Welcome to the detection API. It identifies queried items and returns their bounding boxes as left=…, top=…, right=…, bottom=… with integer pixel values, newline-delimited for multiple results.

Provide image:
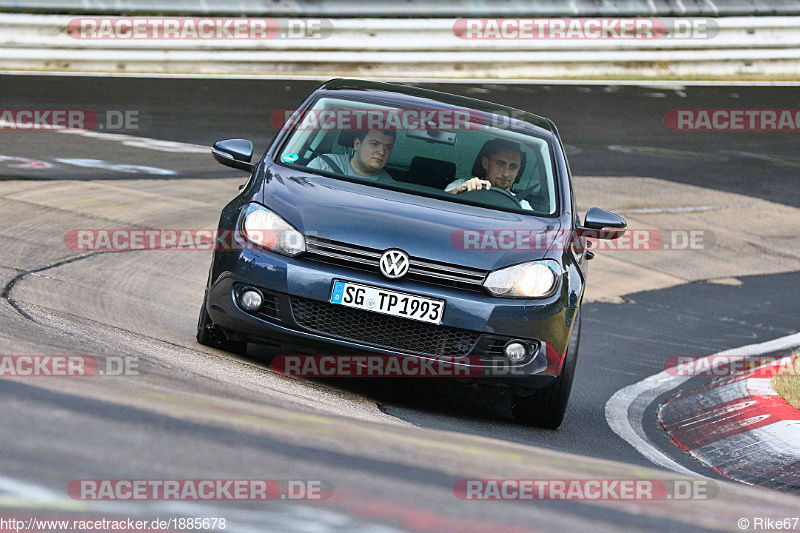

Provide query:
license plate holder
left=330, top=280, right=445, bottom=325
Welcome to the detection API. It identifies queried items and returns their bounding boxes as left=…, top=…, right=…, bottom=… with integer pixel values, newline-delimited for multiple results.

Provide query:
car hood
left=261, top=167, right=562, bottom=271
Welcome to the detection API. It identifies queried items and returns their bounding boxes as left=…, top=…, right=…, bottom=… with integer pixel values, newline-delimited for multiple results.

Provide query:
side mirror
left=578, top=207, right=627, bottom=240
left=212, top=139, right=255, bottom=173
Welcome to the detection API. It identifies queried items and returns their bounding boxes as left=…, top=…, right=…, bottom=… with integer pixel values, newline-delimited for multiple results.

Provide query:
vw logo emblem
left=379, top=249, right=410, bottom=279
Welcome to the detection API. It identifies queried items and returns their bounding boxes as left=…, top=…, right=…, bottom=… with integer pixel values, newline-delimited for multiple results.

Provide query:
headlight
left=483, top=260, right=560, bottom=298
left=239, top=203, right=305, bottom=256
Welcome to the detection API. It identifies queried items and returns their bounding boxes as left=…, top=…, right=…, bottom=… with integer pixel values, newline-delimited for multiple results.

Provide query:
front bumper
left=206, top=248, right=577, bottom=394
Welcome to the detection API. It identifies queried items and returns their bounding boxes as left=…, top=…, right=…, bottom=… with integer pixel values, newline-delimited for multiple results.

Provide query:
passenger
left=307, top=130, right=396, bottom=182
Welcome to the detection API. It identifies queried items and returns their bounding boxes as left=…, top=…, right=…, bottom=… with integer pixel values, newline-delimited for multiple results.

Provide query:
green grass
left=772, top=350, right=800, bottom=410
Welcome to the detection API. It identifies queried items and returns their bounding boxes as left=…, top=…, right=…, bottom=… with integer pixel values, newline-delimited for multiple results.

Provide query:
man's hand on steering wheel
left=450, top=177, right=491, bottom=194
left=455, top=182, right=522, bottom=208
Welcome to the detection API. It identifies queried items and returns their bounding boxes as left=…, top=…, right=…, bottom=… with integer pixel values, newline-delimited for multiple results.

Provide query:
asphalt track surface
left=1, top=75, right=799, bottom=532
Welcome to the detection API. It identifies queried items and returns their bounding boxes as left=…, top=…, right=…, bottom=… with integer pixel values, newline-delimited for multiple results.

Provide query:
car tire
left=511, top=309, right=581, bottom=429
left=196, top=299, right=248, bottom=355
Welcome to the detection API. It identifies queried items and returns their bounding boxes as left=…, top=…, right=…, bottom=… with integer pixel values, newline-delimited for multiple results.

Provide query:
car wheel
left=196, top=299, right=248, bottom=355
left=511, top=309, right=581, bottom=429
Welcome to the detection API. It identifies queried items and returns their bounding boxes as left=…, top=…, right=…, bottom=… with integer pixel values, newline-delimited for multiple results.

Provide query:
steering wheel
left=458, top=186, right=522, bottom=209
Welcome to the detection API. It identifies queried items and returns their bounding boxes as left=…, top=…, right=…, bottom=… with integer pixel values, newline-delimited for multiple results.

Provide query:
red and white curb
left=659, top=356, right=800, bottom=492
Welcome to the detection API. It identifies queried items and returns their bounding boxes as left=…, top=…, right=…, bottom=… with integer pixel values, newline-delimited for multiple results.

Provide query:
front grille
left=304, top=237, right=487, bottom=292
left=254, top=293, right=279, bottom=320
left=485, top=338, right=509, bottom=358
left=290, top=296, right=481, bottom=356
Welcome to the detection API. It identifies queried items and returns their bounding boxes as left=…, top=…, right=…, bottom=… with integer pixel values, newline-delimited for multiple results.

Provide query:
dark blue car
left=198, top=79, right=626, bottom=428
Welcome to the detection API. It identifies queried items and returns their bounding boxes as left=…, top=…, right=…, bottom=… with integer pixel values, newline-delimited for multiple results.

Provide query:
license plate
left=330, top=280, right=445, bottom=325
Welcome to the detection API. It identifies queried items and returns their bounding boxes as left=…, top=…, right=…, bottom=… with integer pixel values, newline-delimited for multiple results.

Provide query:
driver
left=307, top=130, right=396, bottom=182
left=445, top=139, right=532, bottom=210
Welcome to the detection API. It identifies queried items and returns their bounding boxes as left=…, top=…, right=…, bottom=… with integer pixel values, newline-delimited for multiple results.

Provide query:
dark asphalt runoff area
left=1, top=74, right=799, bottom=532
left=4, top=76, right=799, bottom=208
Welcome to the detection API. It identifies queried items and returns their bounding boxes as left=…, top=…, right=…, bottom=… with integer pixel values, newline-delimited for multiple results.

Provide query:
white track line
left=0, top=476, right=62, bottom=502
left=1, top=70, right=800, bottom=86
left=616, top=203, right=755, bottom=214
left=0, top=472, right=377, bottom=533
left=605, top=331, right=800, bottom=475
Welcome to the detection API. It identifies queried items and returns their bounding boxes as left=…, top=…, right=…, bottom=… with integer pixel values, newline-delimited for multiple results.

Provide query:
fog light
left=239, top=289, right=263, bottom=311
left=504, top=341, right=529, bottom=363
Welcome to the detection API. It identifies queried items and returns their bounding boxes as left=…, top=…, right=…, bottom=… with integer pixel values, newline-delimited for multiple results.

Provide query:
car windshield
left=277, top=96, right=559, bottom=216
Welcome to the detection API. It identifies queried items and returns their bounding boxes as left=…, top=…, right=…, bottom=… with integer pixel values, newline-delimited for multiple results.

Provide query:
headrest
left=406, top=157, right=457, bottom=189
left=337, top=131, right=358, bottom=148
